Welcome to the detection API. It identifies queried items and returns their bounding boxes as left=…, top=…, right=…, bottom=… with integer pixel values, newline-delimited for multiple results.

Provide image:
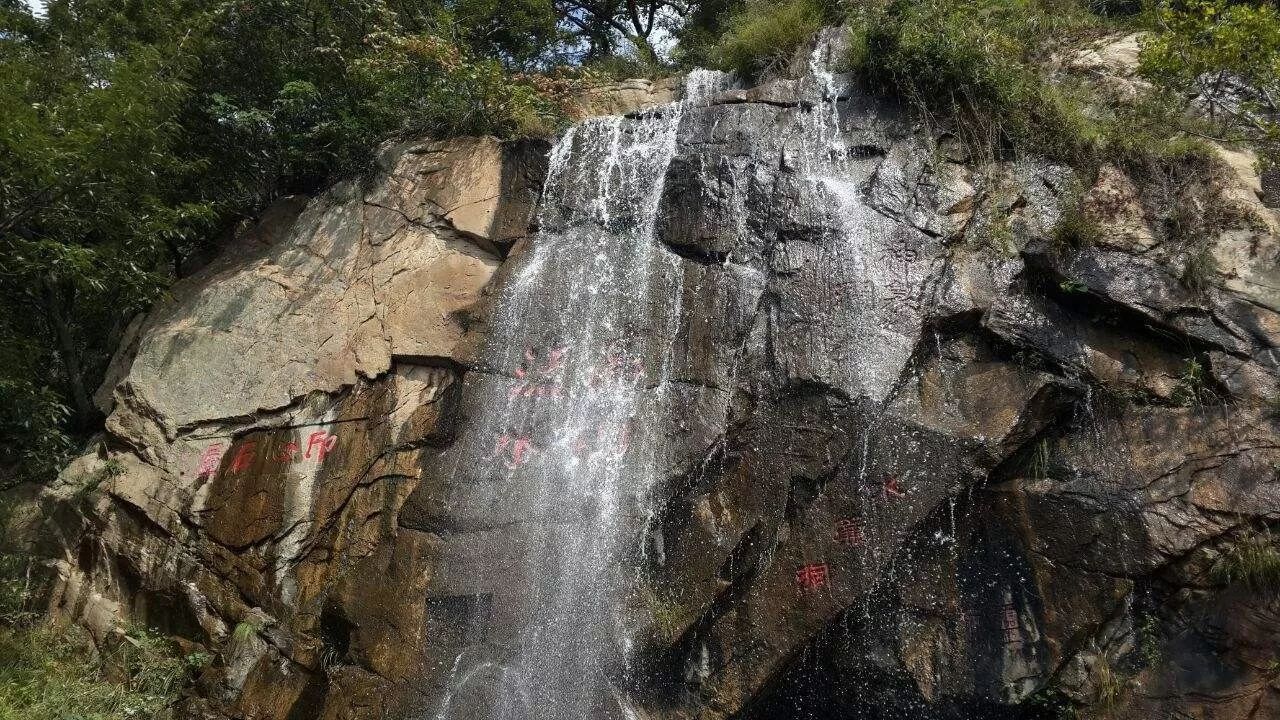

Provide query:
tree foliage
left=1, top=1, right=198, bottom=480
left=1140, top=0, right=1280, bottom=161
left=555, top=0, right=689, bottom=63
left=0, top=0, right=585, bottom=483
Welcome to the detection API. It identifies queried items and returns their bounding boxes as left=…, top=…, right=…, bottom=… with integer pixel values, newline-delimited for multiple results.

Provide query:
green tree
left=0, top=1, right=204, bottom=456
left=0, top=0, right=580, bottom=484
left=555, top=0, right=695, bottom=65
left=1140, top=0, right=1280, bottom=160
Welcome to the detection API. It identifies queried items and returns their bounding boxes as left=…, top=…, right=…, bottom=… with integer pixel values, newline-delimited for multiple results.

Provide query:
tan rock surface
left=577, top=76, right=681, bottom=117
left=27, top=135, right=545, bottom=720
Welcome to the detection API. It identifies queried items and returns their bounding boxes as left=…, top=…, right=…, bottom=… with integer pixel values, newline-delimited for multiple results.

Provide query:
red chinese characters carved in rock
left=511, top=345, right=570, bottom=398
left=494, top=429, right=536, bottom=470
left=305, top=431, right=338, bottom=460
left=230, top=441, right=258, bottom=473
left=863, top=474, right=906, bottom=499
left=196, top=444, right=225, bottom=478
left=794, top=562, right=830, bottom=591
left=834, top=518, right=864, bottom=546
left=589, top=341, right=644, bottom=389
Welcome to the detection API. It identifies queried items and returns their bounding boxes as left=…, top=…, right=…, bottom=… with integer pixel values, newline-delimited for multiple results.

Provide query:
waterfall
left=432, top=69, right=733, bottom=720
left=430, top=32, right=941, bottom=716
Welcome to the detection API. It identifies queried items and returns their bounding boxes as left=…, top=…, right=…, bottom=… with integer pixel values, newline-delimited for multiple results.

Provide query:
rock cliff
left=25, top=34, right=1280, bottom=720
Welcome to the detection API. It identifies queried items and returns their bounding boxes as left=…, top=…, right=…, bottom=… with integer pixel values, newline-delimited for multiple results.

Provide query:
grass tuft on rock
left=231, top=620, right=260, bottom=643
left=1211, top=534, right=1280, bottom=592
left=710, top=0, right=837, bottom=79
left=1052, top=204, right=1102, bottom=254
left=1180, top=246, right=1220, bottom=294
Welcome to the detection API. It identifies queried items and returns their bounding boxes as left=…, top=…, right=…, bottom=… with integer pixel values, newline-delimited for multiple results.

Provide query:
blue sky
left=23, top=0, right=46, bottom=16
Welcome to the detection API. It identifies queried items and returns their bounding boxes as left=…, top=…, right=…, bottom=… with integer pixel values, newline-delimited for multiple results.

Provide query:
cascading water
left=431, top=69, right=734, bottom=720
left=430, top=32, right=953, bottom=718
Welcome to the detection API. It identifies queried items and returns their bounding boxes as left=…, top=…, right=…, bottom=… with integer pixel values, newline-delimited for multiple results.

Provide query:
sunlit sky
left=23, top=0, right=46, bottom=15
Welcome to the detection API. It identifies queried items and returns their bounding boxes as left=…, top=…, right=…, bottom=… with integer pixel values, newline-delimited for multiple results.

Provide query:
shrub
left=1211, top=534, right=1280, bottom=592
left=1138, top=0, right=1280, bottom=168
left=352, top=33, right=572, bottom=143
left=1103, top=94, right=1222, bottom=180
left=709, top=0, right=835, bottom=79
left=0, top=556, right=29, bottom=627
left=1139, top=0, right=1280, bottom=120
left=580, top=54, right=665, bottom=81
left=1180, top=246, right=1220, bottom=294
left=839, top=0, right=1256, bottom=178
left=1052, top=204, right=1102, bottom=254
left=848, top=0, right=1109, bottom=166
left=0, top=498, right=34, bottom=626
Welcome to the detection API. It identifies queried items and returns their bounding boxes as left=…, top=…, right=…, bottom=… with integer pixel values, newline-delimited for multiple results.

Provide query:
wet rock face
left=27, top=57, right=1280, bottom=720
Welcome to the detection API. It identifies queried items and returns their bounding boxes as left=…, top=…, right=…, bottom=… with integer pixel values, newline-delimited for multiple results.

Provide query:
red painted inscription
left=495, top=430, right=536, bottom=469
left=305, top=431, right=338, bottom=460
left=511, top=345, right=570, bottom=398
left=196, top=444, right=224, bottom=477
left=230, top=442, right=258, bottom=473
left=795, top=562, right=830, bottom=591
left=834, top=518, right=864, bottom=546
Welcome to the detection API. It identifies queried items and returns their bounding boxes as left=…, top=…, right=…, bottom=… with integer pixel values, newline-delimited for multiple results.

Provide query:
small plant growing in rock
left=1029, top=439, right=1053, bottom=481
left=1051, top=205, right=1101, bottom=255
left=1171, top=358, right=1209, bottom=407
left=1021, top=689, right=1080, bottom=719
left=1137, top=612, right=1163, bottom=667
left=232, top=620, right=261, bottom=644
left=1093, top=657, right=1124, bottom=709
left=74, top=458, right=125, bottom=501
left=1180, top=246, right=1220, bottom=294
left=1059, top=278, right=1088, bottom=294
left=980, top=208, right=1017, bottom=256
left=636, top=587, right=685, bottom=644
left=1210, top=533, right=1280, bottom=592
